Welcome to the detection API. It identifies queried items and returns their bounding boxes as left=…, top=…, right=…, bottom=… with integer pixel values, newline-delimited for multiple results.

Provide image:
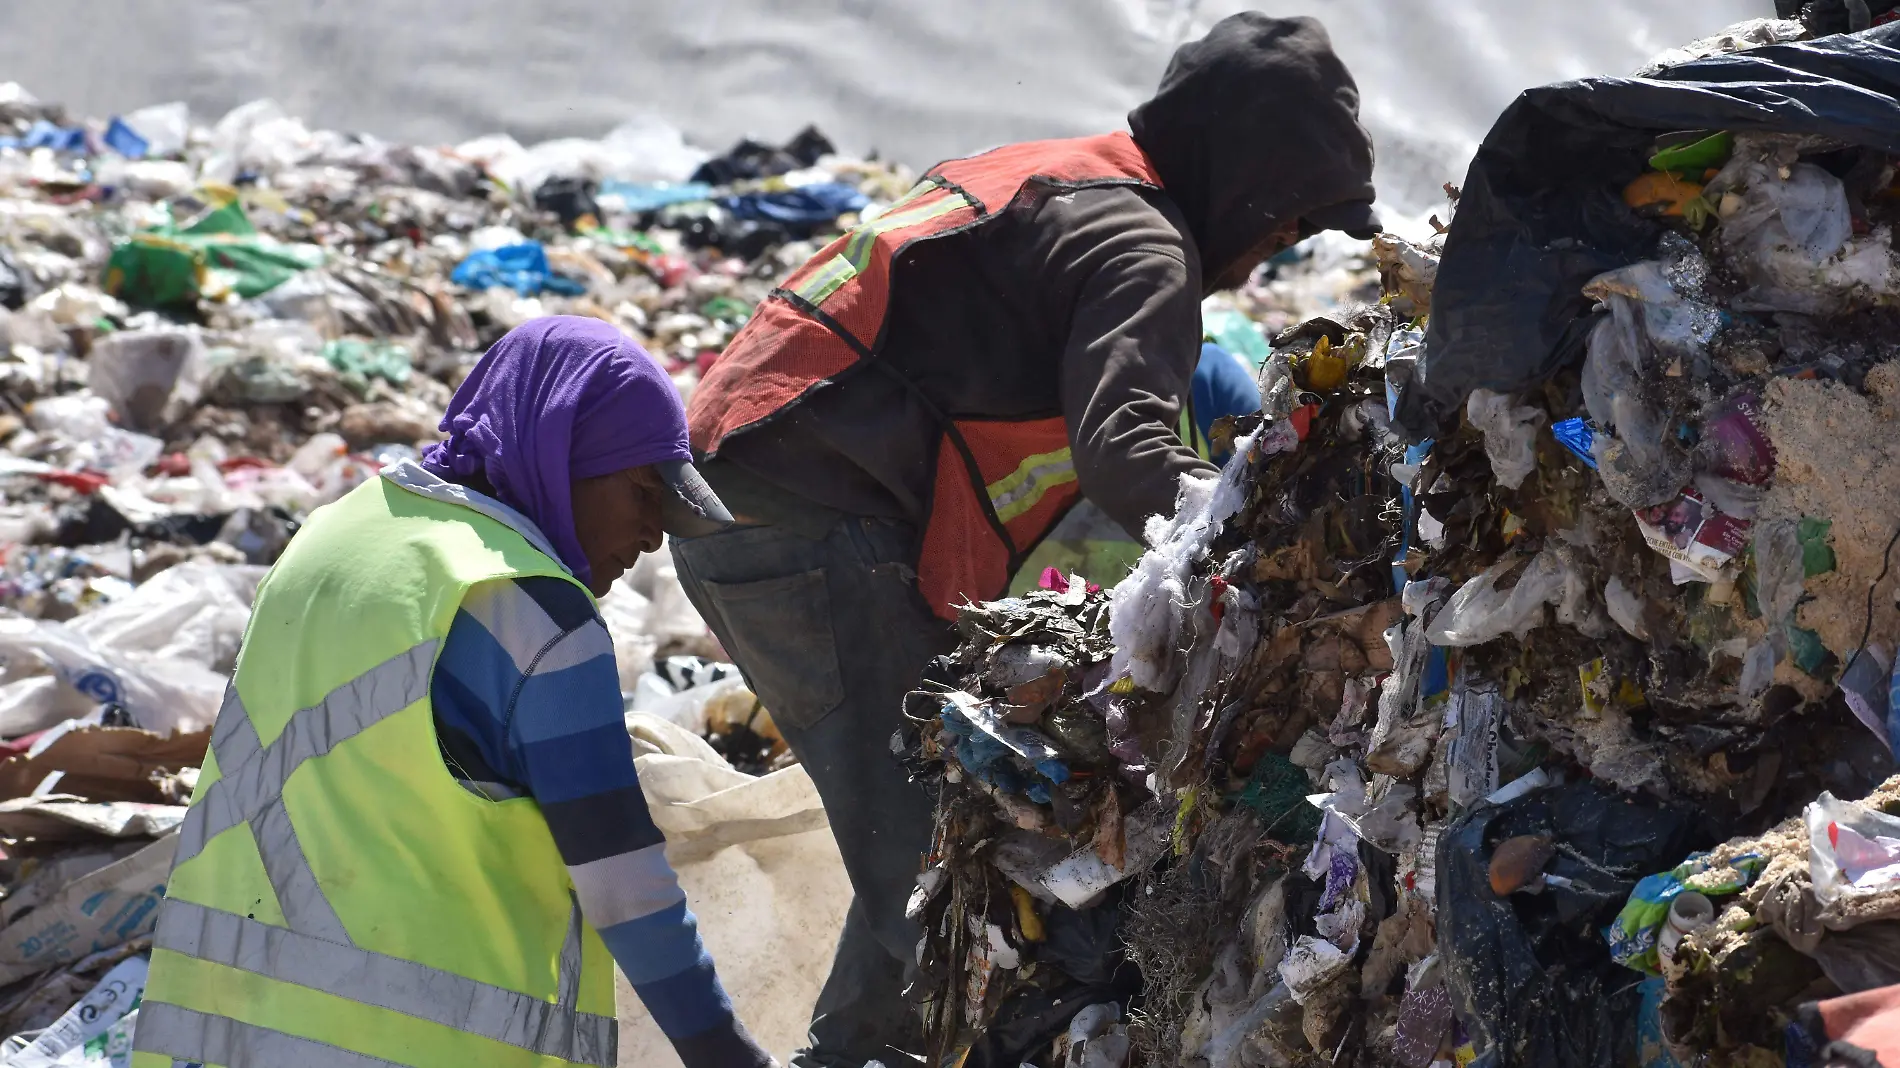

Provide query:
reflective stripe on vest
left=152, top=640, right=614, bottom=1067
left=791, top=180, right=973, bottom=306
left=986, top=447, right=1076, bottom=525
left=140, top=1002, right=408, bottom=1067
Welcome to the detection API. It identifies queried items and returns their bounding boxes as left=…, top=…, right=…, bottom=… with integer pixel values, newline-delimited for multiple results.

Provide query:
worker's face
left=570, top=466, right=666, bottom=597
left=1208, top=219, right=1304, bottom=292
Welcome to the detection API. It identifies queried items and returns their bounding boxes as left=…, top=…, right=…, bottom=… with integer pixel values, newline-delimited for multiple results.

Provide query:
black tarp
left=1394, top=24, right=1900, bottom=440
left=1436, top=781, right=1704, bottom=1068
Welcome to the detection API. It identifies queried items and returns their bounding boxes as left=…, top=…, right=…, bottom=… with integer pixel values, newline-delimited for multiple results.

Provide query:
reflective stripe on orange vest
left=987, top=447, right=1076, bottom=525
left=790, top=182, right=974, bottom=306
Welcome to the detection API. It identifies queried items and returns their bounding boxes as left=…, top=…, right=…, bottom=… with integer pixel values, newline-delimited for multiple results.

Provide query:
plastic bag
left=1464, top=389, right=1545, bottom=490
left=1605, top=852, right=1766, bottom=975
left=67, top=561, right=262, bottom=674
left=201, top=99, right=320, bottom=183
left=1807, top=792, right=1900, bottom=907
left=1439, top=781, right=1700, bottom=1068
left=1604, top=575, right=1650, bottom=641
left=1578, top=288, right=1691, bottom=510
left=1394, top=23, right=1900, bottom=439
left=1711, top=158, right=1897, bottom=314
left=449, top=243, right=585, bottom=297
left=85, top=328, right=208, bottom=432
left=1108, top=438, right=1255, bottom=692
left=615, top=713, right=848, bottom=1066
left=0, top=615, right=223, bottom=737
left=1427, top=551, right=1568, bottom=647
left=1636, top=19, right=1807, bottom=75
left=595, top=580, right=660, bottom=693
left=2, top=955, right=146, bottom=1067
left=119, top=101, right=190, bottom=158
left=25, top=395, right=163, bottom=476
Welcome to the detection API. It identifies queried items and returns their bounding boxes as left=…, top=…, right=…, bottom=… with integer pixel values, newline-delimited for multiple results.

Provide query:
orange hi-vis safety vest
left=688, top=132, right=1164, bottom=619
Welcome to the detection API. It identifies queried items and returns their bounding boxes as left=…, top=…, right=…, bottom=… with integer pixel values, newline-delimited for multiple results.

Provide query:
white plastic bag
left=1807, top=792, right=1900, bottom=906
left=0, top=615, right=224, bottom=738
left=1604, top=575, right=1650, bottom=641
left=3, top=955, right=146, bottom=1068
left=85, top=328, right=208, bottom=432
left=120, top=101, right=190, bottom=158
left=1427, top=551, right=1568, bottom=647
left=67, top=561, right=263, bottom=674
left=595, top=580, right=659, bottom=693
left=1109, top=437, right=1256, bottom=692
left=25, top=395, right=163, bottom=478
left=1714, top=159, right=1899, bottom=314
left=1465, top=389, right=1545, bottom=490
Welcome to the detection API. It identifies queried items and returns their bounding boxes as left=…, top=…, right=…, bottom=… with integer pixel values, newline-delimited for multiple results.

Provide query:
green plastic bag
left=1648, top=131, right=1734, bottom=175
left=1605, top=850, right=1765, bottom=975
left=323, top=338, right=413, bottom=394
left=105, top=199, right=320, bottom=307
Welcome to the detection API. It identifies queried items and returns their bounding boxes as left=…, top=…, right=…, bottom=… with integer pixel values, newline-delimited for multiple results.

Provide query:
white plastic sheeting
left=615, top=713, right=850, bottom=1067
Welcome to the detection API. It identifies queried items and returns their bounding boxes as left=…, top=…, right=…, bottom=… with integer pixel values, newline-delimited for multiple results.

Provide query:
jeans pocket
left=699, top=569, right=846, bottom=732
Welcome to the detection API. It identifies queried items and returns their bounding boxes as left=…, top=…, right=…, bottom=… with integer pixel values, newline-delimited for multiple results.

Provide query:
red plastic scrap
left=37, top=470, right=109, bottom=494
left=1290, top=403, right=1321, bottom=441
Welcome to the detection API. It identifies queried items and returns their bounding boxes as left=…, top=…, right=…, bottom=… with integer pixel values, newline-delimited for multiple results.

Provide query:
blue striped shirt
left=386, top=465, right=767, bottom=1068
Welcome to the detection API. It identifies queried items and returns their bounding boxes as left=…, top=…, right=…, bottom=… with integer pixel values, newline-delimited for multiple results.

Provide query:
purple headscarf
left=421, top=316, right=688, bottom=585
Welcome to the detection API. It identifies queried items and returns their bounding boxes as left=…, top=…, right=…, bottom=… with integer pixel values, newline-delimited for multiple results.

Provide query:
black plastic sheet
left=1395, top=24, right=1900, bottom=440
left=1436, top=781, right=1704, bottom=1068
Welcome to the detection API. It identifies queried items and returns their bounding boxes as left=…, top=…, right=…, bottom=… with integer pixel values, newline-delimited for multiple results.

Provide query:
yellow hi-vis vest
left=132, top=475, right=618, bottom=1068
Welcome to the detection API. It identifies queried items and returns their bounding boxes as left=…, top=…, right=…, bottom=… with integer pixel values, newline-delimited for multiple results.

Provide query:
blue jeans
left=671, top=517, right=954, bottom=1068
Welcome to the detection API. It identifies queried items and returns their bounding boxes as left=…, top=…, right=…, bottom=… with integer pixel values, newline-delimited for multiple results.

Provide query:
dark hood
left=1129, top=13, right=1378, bottom=285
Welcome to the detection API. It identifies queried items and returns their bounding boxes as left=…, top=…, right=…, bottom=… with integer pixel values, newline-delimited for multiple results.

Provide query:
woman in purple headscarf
left=138, top=316, right=771, bottom=1068
left=420, top=314, right=735, bottom=594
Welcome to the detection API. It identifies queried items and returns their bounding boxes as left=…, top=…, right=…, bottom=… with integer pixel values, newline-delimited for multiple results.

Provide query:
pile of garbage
left=0, top=83, right=911, bottom=1057
left=903, top=21, right=1900, bottom=1068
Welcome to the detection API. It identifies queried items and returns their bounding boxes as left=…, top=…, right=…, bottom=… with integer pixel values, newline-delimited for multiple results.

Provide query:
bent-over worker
left=677, top=13, right=1380, bottom=1067
left=134, top=316, right=773, bottom=1068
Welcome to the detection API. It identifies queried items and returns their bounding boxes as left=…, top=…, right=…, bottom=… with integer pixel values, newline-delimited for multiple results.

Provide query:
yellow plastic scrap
left=1305, top=334, right=1349, bottom=391
left=1109, top=675, right=1136, bottom=695
left=1010, top=885, right=1045, bottom=943
left=1501, top=510, right=1526, bottom=543
left=1579, top=658, right=1646, bottom=716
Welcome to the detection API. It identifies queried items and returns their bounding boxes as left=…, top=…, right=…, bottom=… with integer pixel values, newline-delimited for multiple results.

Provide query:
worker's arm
left=432, top=577, right=773, bottom=1068
left=1051, top=189, right=1219, bottom=541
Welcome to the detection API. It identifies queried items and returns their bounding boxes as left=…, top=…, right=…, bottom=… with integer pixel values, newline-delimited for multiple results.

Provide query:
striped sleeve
left=430, top=576, right=770, bottom=1068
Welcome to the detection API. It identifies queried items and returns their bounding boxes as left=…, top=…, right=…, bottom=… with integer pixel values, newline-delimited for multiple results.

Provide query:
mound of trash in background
left=901, top=19, right=1900, bottom=1068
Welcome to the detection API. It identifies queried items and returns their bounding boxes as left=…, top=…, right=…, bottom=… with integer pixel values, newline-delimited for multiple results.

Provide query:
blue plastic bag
left=720, top=182, right=868, bottom=231
left=102, top=118, right=148, bottom=159
left=449, top=243, right=586, bottom=297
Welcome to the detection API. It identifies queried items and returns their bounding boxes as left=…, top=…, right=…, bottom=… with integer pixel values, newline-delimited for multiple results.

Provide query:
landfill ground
left=1, top=10, right=1900, bottom=1068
